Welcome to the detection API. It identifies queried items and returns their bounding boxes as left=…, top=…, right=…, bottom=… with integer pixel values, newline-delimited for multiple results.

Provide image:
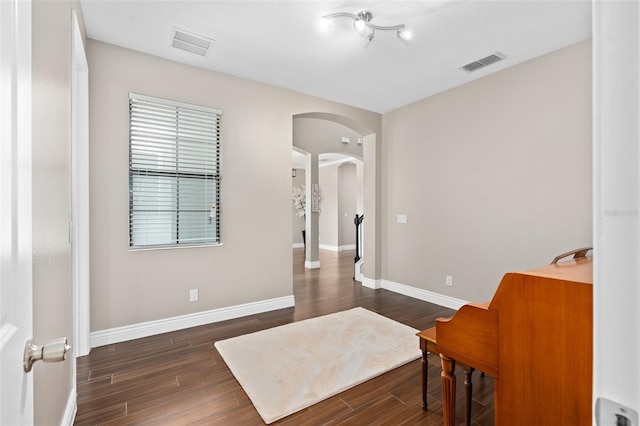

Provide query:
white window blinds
left=129, top=93, right=221, bottom=248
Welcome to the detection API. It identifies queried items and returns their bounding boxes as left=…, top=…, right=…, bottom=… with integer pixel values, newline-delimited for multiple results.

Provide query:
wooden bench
left=417, top=326, right=481, bottom=426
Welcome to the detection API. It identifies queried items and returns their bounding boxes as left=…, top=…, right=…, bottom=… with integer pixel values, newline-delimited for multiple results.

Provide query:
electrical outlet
left=189, top=289, right=198, bottom=302
left=446, top=275, right=453, bottom=287
left=397, top=214, right=407, bottom=224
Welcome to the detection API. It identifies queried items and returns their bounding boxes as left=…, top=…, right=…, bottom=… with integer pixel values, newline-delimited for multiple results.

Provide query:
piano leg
left=440, top=354, right=456, bottom=426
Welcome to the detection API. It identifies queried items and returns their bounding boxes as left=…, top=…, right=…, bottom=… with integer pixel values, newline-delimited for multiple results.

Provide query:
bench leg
left=464, top=367, right=475, bottom=426
left=421, top=350, right=429, bottom=410
left=440, top=354, right=456, bottom=426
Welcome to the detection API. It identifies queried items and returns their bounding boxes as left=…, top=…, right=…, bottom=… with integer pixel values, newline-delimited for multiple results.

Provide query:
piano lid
left=515, top=256, right=592, bottom=285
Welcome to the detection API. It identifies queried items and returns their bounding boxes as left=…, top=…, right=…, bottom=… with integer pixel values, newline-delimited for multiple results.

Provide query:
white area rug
left=214, top=307, right=421, bottom=424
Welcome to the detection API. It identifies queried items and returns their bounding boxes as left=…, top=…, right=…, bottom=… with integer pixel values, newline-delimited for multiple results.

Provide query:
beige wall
left=88, top=40, right=381, bottom=331
left=318, top=162, right=360, bottom=249
left=32, top=0, right=86, bottom=423
left=338, top=163, right=358, bottom=246
left=381, top=40, right=593, bottom=302
left=293, top=163, right=359, bottom=249
left=319, top=165, right=339, bottom=247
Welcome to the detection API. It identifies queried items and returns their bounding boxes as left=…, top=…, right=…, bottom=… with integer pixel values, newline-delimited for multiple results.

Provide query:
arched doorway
left=292, top=113, right=378, bottom=284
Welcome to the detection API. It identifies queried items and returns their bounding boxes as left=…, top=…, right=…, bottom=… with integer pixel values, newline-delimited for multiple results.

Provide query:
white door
left=0, top=0, right=34, bottom=424
left=593, top=1, right=640, bottom=422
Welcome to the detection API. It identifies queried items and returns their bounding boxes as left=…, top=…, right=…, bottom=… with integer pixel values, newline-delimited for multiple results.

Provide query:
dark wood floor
left=75, top=249, right=494, bottom=425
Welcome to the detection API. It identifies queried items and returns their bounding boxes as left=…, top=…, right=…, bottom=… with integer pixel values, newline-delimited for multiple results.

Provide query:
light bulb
left=354, top=19, right=366, bottom=31
left=320, top=17, right=332, bottom=30
left=398, top=29, right=412, bottom=41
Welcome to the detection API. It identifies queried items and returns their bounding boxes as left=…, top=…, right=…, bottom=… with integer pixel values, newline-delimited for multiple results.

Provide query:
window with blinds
left=129, top=93, right=221, bottom=248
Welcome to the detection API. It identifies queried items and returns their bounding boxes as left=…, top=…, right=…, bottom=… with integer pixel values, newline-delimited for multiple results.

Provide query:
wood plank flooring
left=75, top=249, right=494, bottom=425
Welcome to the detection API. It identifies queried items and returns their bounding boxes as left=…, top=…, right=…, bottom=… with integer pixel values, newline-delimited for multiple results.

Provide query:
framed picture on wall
left=311, top=184, right=319, bottom=213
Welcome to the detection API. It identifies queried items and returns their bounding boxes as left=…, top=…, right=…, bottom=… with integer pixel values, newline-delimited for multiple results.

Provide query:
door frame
left=71, top=9, right=90, bottom=359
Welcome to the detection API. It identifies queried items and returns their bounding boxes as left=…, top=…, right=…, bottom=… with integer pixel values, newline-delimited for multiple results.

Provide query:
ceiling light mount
left=322, top=9, right=412, bottom=43
left=356, top=10, right=373, bottom=27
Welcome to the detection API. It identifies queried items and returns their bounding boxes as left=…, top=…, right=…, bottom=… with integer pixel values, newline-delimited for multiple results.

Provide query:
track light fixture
left=321, top=10, right=412, bottom=43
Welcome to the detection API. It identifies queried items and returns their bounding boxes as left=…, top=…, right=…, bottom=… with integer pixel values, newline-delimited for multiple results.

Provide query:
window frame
left=128, top=92, right=222, bottom=249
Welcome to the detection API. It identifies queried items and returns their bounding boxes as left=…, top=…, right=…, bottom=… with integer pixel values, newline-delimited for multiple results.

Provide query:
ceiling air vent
left=170, top=28, right=214, bottom=56
left=460, top=52, right=505, bottom=73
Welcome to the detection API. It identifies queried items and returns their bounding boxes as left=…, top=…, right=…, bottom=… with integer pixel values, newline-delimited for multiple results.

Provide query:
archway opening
left=291, top=113, right=376, bottom=283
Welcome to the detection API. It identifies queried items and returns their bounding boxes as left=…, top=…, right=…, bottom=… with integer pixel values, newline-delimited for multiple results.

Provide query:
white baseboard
left=319, top=244, right=356, bottom=252
left=358, top=276, right=467, bottom=310
left=295, top=244, right=355, bottom=252
left=89, top=279, right=464, bottom=349
left=361, top=275, right=383, bottom=289
left=305, top=260, right=321, bottom=269
left=382, top=279, right=468, bottom=310
left=90, top=295, right=295, bottom=348
left=61, top=389, right=77, bottom=426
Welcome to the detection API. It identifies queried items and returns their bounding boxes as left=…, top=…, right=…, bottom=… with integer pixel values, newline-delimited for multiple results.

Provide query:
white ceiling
left=80, top=0, right=591, bottom=114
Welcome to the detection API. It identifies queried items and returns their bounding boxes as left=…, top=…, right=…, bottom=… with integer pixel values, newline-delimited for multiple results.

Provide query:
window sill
left=128, top=243, right=223, bottom=252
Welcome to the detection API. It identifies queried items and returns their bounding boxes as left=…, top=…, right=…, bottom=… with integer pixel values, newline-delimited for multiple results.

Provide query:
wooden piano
left=434, top=249, right=593, bottom=425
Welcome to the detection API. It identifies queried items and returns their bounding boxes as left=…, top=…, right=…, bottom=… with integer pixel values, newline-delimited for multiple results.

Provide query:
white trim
left=358, top=276, right=467, bottom=310
left=304, top=260, right=321, bottom=269
left=71, top=9, right=90, bottom=359
left=129, top=92, right=222, bottom=116
left=90, top=295, right=295, bottom=347
left=318, top=156, right=354, bottom=168
left=381, top=279, right=468, bottom=311
left=61, top=390, right=77, bottom=426
left=291, top=243, right=356, bottom=251
left=129, top=242, right=224, bottom=252
left=354, top=259, right=364, bottom=283
left=361, top=275, right=383, bottom=289
left=319, top=244, right=357, bottom=252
